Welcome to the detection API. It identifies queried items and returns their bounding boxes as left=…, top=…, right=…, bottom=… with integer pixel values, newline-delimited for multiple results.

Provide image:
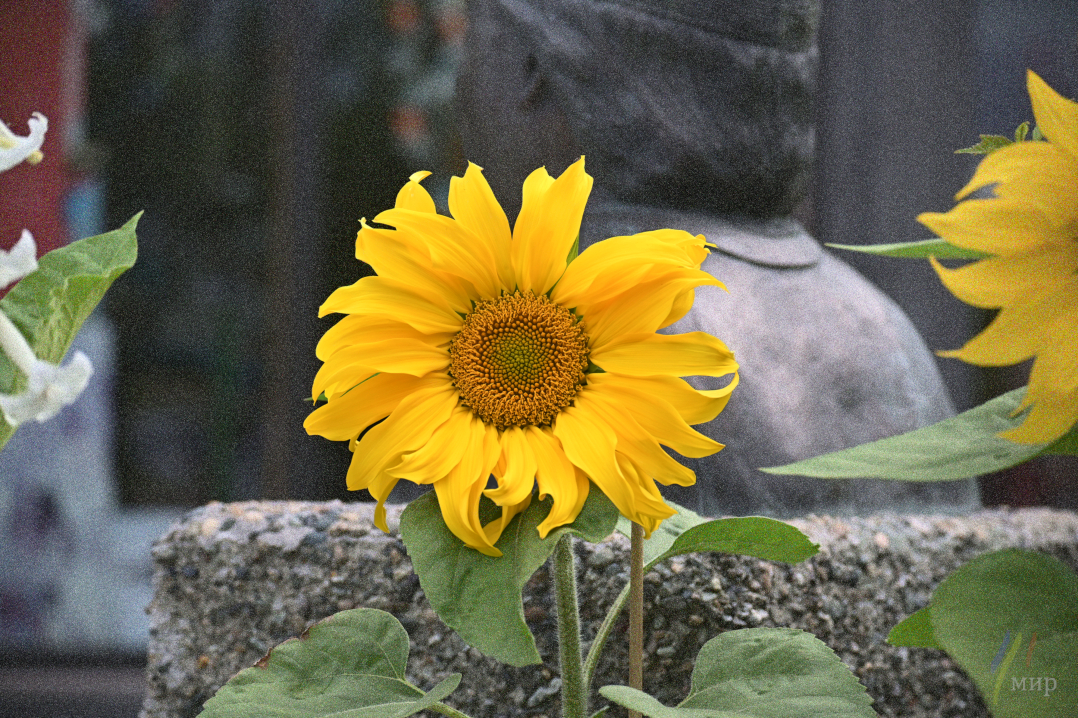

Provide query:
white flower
left=0, top=347, right=92, bottom=426
left=0, top=112, right=47, bottom=172
left=0, top=230, right=39, bottom=289
left=0, top=229, right=93, bottom=427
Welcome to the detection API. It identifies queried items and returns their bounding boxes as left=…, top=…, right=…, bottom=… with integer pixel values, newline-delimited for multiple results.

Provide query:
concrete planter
left=140, top=501, right=1078, bottom=718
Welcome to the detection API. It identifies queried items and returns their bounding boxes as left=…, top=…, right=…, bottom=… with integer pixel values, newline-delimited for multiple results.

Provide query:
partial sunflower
left=919, top=70, right=1078, bottom=444
left=306, top=158, right=738, bottom=555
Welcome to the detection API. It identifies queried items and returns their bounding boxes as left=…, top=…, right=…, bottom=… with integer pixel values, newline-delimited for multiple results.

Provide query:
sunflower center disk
left=449, top=291, right=590, bottom=429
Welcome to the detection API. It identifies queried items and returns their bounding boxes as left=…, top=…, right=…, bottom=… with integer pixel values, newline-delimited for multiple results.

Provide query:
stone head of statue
left=457, top=0, right=821, bottom=219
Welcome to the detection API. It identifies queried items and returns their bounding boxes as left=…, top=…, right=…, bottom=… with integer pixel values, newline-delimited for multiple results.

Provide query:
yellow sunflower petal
left=320, top=277, right=462, bottom=334
left=553, top=401, right=635, bottom=516
left=929, top=242, right=1078, bottom=309
left=513, top=157, right=593, bottom=294
left=345, top=380, right=457, bottom=491
left=593, top=373, right=738, bottom=425
left=316, top=315, right=453, bottom=362
left=356, top=221, right=472, bottom=313
left=661, top=286, right=697, bottom=329
left=373, top=207, right=501, bottom=298
left=449, top=163, right=515, bottom=289
left=955, top=142, right=1078, bottom=229
left=390, top=404, right=473, bottom=482
left=583, top=271, right=724, bottom=352
left=591, top=331, right=738, bottom=378
left=586, top=373, right=730, bottom=457
left=366, top=470, right=402, bottom=533
left=1001, top=390, right=1078, bottom=444
left=613, top=454, right=676, bottom=537
left=305, top=373, right=439, bottom=441
left=526, top=427, right=590, bottom=538
left=552, top=229, right=709, bottom=308
left=486, top=426, right=538, bottom=507
left=1028, top=69, right=1078, bottom=161
left=482, top=493, right=533, bottom=547
left=317, top=338, right=449, bottom=378
left=917, top=199, right=1062, bottom=256
left=395, top=170, right=437, bottom=213
left=432, top=415, right=503, bottom=556
left=940, top=302, right=1053, bottom=366
left=582, top=389, right=697, bottom=486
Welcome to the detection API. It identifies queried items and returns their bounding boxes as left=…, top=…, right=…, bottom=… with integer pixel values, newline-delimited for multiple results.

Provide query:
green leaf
left=617, top=502, right=817, bottom=568
left=887, top=607, right=940, bottom=649
left=1032, top=124, right=1044, bottom=141
left=760, top=388, right=1053, bottom=480
left=929, top=550, right=1078, bottom=717
left=1042, top=423, right=1078, bottom=456
left=601, top=628, right=876, bottom=718
left=955, top=134, right=1014, bottom=155
left=1014, top=121, right=1030, bottom=143
left=0, top=214, right=139, bottom=448
left=199, top=608, right=463, bottom=718
left=567, top=233, right=580, bottom=263
left=400, top=486, right=618, bottom=666
left=825, top=238, right=991, bottom=259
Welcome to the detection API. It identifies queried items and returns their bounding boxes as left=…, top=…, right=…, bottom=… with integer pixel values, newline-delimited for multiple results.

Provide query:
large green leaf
left=887, top=607, right=941, bottom=649
left=826, top=239, right=990, bottom=259
left=0, top=214, right=139, bottom=448
left=400, top=486, right=618, bottom=666
left=929, top=550, right=1078, bottom=717
left=199, top=608, right=462, bottom=718
left=760, top=388, right=1053, bottom=480
left=616, top=502, right=818, bottom=568
left=601, top=628, right=876, bottom=718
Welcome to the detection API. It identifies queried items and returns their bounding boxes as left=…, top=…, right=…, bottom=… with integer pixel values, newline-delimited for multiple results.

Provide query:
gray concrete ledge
left=140, top=502, right=1078, bottom=718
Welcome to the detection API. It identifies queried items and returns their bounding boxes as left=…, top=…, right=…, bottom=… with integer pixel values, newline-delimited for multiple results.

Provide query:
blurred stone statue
left=456, top=0, right=980, bottom=516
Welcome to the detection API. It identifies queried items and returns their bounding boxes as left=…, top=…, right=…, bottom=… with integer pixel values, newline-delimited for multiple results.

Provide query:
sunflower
left=918, top=70, right=1078, bottom=444
left=305, top=158, right=738, bottom=555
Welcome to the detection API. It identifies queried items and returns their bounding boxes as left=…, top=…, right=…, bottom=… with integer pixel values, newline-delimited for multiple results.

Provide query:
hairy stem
left=629, top=522, right=644, bottom=718
left=553, top=533, right=587, bottom=718
left=582, top=580, right=630, bottom=693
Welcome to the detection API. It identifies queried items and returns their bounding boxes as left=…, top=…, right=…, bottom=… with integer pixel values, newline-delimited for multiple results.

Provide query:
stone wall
left=140, top=502, right=1078, bottom=718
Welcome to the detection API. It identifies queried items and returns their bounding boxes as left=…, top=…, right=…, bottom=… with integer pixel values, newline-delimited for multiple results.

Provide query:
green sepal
left=617, top=501, right=818, bottom=569
left=600, top=627, right=876, bottom=718
left=887, top=607, right=941, bottom=649
left=760, top=387, right=1059, bottom=480
left=825, top=238, right=991, bottom=260
left=400, top=486, right=618, bottom=667
left=567, top=233, right=580, bottom=263
left=199, top=608, right=464, bottom=718
left=0, top=213, right=139, bottom=449
left=955, top=134, right=1014, bottom=155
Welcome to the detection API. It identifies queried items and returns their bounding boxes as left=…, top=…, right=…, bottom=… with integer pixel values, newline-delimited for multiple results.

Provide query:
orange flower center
left=449, top=291, right=589, bottom=429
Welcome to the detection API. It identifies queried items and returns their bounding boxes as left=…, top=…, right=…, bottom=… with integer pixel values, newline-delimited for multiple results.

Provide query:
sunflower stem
left=629, top=522, right=644, bottom=718
left=553, top=533, right=587, bottom=718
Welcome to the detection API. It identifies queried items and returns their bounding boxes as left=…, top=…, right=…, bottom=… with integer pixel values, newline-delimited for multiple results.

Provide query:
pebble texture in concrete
left=140, top=502, right=1078, bottom=718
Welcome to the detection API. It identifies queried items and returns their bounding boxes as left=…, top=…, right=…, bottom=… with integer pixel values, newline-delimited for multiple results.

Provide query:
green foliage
left=616, top=503, right=818, bottom=568
left=760, top=388, right=1061, bottom=480
left=0, top=214, right=139, bottom=449
left=399, top=487, right=618, bottom=666
left=900, top=550, right=1078, bottom=717
left=1042, top=423, right=1078, bottom=456
left=956, top=134, right=1015, bottom=155
left=825, top=239, right=991, bottom=260
left=887, top=607, right=940, bottom=649
left=601, top=628, right=876, bottom=718
left=199, top=608, right=462, bottom=718
left=955, top=121, right=1039, bottom=155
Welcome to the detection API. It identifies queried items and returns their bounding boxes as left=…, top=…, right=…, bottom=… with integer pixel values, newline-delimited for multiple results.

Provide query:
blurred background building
left=0, top=0, right=1075, bottom=715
